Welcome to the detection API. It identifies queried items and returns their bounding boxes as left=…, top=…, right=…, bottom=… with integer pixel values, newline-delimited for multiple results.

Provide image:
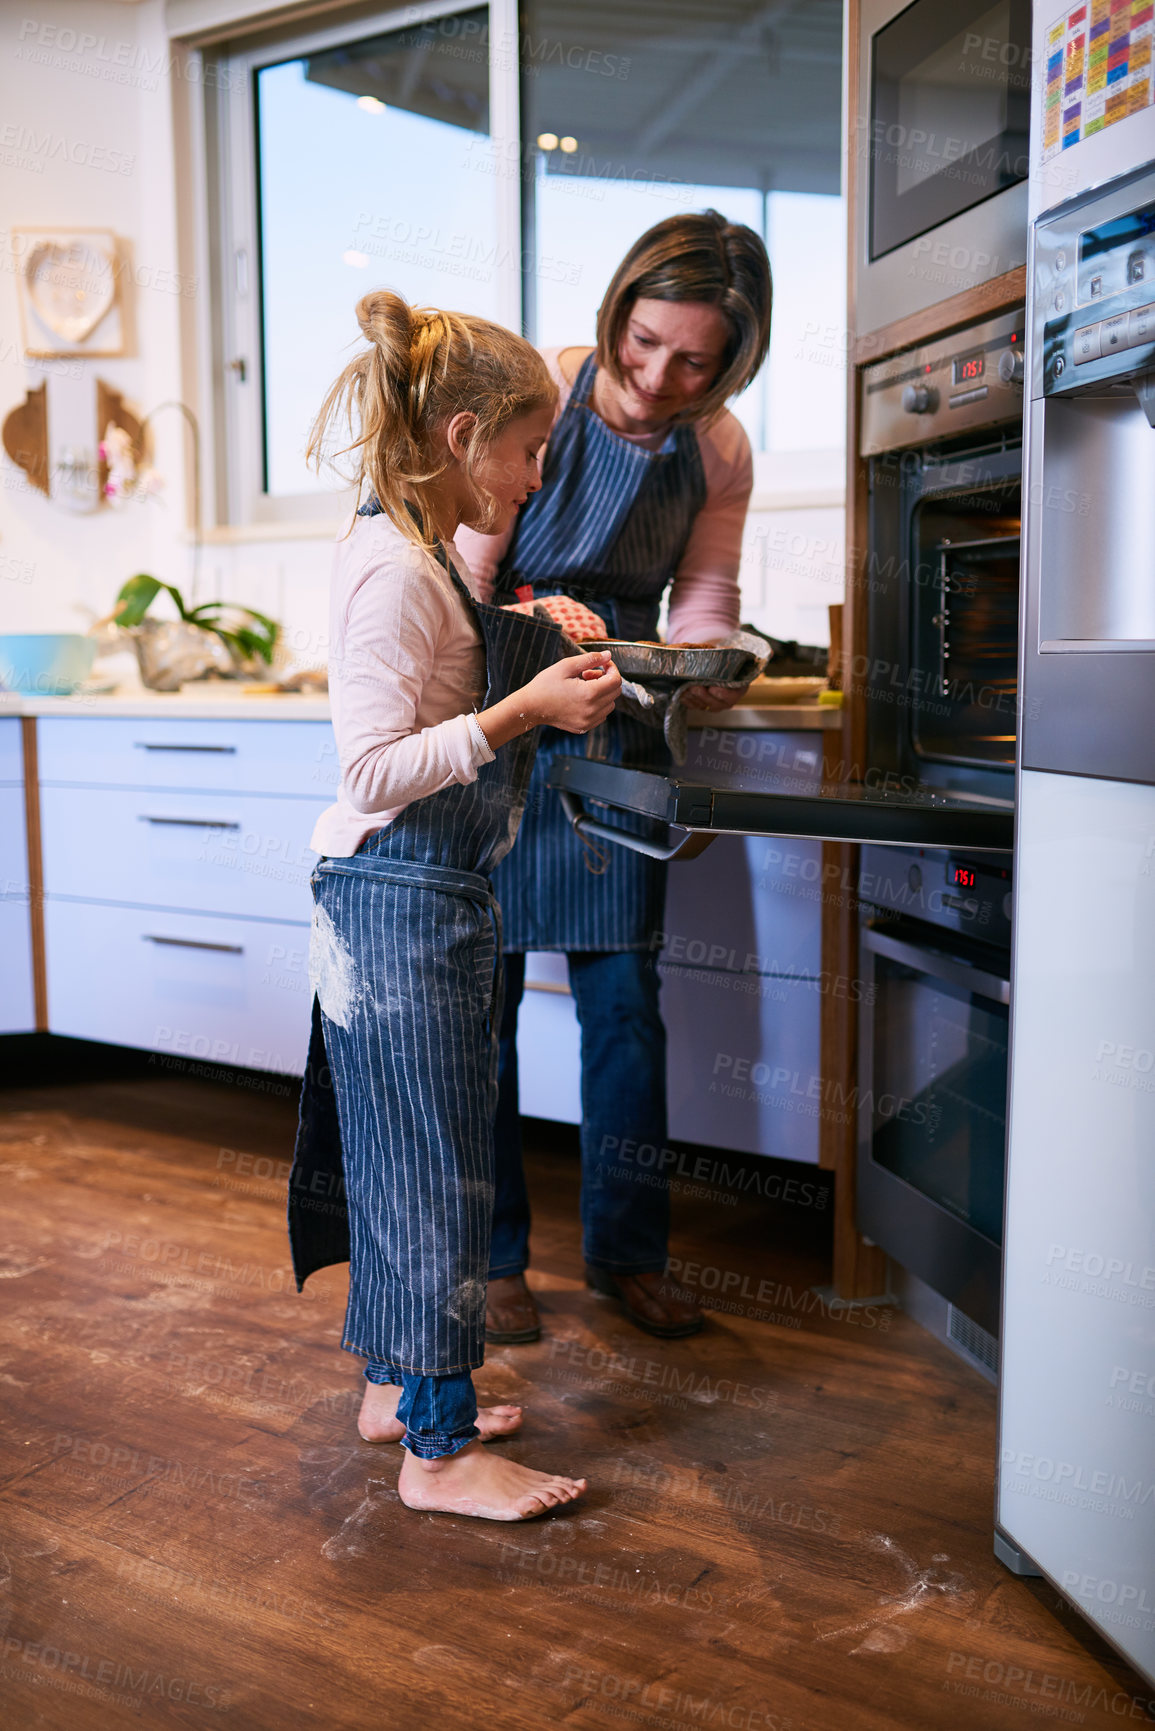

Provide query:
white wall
left=0, top=0, right=842, bottom=664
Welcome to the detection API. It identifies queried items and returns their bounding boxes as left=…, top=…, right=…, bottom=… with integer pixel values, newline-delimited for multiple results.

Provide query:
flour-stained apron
left=288, top=534, right=562, bottom=1374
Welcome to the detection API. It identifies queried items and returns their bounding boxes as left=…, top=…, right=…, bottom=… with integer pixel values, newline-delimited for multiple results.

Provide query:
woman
left=455, top=210, right=773, bottom=1344
left=289, top=289, right=621, bottom=1520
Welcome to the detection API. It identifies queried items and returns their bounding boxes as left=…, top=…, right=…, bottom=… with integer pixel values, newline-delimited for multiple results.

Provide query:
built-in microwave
left=855, top=0, right=1032, bottom=336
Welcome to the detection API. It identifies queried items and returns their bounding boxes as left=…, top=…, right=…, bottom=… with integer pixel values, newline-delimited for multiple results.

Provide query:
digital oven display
left=952, top=351, right=985, bottom=386
left=948, top=862, right=978, bottom=890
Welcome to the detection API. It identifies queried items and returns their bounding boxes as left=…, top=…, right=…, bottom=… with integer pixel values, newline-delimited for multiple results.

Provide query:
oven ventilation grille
left=947, top=1306, right=998, bottom=1378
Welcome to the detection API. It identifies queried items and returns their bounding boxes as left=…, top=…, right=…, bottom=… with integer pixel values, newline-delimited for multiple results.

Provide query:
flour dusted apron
left=492, top=352, right=707, bottom=951
left=288, top=532, right=562, bottom=1374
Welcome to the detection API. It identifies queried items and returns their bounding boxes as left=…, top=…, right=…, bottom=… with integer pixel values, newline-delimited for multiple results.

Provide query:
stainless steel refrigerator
left=995, top=4, right=1155, bottom=1686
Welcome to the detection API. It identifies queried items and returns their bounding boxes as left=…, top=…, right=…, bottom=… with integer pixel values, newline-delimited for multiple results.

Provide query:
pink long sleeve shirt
left=454, top=347, right=753, bottom=643
left=310, top=515, right=495, bottom=859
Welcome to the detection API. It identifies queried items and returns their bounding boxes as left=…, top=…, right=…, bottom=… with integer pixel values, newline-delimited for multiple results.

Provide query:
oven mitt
left=629, top=629, right=771, bottom=765
left=502, top=595, right=609, bottom=644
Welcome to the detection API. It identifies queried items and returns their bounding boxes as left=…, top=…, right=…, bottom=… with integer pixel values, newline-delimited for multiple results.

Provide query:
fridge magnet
left=14, top=228, right=125, bottom=358
left=1042, top=0, right=1154, bottom=162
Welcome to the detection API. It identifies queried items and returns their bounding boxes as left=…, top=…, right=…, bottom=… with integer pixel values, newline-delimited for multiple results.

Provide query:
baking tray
left=580, top=639, right=761, bottom=686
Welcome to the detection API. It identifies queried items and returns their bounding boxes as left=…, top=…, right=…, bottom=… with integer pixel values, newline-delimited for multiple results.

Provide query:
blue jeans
left=364, top=1362, right=478, bottom=1458
left=489, top=949, right=670, bottom=1278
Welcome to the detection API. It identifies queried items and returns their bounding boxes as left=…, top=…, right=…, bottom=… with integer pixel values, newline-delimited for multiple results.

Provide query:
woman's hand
left=477, top=651, right=622, bottom=747
left=680, top=682, right=750, bottom=713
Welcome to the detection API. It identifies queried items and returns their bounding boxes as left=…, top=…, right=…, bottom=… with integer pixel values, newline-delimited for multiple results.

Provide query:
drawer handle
left=134, top=743, right=238, bottom=754
left=139, top=816, right=241, bottom=829
left=142, top=935, right=244, bottom=954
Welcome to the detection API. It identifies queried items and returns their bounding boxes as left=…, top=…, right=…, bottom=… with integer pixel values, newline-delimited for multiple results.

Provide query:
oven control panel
left=1036, top=164, right=1155, bottom=399
left=860, top=308, right=1027, bottom=456
left=859, top=844, right=1013, bottom=946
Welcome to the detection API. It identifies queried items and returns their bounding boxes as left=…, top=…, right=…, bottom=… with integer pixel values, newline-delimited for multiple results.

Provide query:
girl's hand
left=520, top=651, right=622, bottom=733
left=477, top=652, right=621, bottom=747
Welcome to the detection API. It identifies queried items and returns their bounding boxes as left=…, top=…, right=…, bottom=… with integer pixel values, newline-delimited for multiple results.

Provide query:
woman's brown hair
left=307, top=290, right=557, bottom=546
left=595, top=209, right=772, bottom=425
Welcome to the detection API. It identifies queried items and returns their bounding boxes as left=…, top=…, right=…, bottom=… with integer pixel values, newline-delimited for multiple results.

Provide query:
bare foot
left=398, top=1439, right=586, bottom=1521
left=357, top=1382, right=523, bottom=1445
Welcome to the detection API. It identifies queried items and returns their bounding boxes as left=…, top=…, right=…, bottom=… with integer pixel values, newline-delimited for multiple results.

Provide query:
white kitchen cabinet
left=511, top=727, right=828, bottom=1161
left=40, top=786, right=327, bottom=924
left=37, top=716, right=337, bottom=799
left=0, top=718, right=23, bottom=784
left=0, top=719, right=35, bottom=1034
left=36, top=715, right=333, bottom=1071
left=45, top=899, right=313, bottom=1073
left=513, top=949, right=821, bottom=1161
left=661, top=967, right=821, bottom=1162
left=663, top=833, right=822, bottom=979
left=0, top=899, right=36, bottom=1036
left=516, top=977, right=582, bottom=1125
left=0, top=787, right=30, bottom=901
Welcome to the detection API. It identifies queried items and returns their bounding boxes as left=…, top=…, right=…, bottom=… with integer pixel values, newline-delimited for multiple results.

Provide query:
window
left=521, top=0, right=845, bottom=473
left=210, top=4, right=518, bottom=524
left=204, top=0, right=844, bottom=526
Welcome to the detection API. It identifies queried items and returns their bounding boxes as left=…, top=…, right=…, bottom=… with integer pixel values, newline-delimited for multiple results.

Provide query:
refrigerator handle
left=862, top=922, right=1011, bottom=1004
left=1134, top=371, right=1155, bottom=429
left=557, top=790, right=716, bottom=862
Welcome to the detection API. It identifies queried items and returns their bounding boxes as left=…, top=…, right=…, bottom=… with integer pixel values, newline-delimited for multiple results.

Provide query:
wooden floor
left=0, top=1043, right=1148, bottom=1731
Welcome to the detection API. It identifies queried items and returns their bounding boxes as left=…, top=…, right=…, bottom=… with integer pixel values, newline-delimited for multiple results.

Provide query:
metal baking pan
left=580, top=639, right=761, bottom=686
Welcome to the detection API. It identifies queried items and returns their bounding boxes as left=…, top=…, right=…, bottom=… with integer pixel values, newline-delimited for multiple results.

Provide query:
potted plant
left=113, top=573, right=280, bottom=692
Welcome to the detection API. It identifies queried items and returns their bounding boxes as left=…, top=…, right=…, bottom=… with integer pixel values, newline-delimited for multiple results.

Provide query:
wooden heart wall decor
left=15, top=228, right=125, bottom=358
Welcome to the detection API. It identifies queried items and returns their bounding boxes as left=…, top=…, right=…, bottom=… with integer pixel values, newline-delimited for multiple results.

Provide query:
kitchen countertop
left=0, top=687, right=841, bottom=730
left=0, top=687, right=335, bottom=722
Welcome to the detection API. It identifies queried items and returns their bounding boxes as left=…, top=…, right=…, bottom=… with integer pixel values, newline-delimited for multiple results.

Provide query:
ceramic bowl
left=0, top=633, right=96, bottom=695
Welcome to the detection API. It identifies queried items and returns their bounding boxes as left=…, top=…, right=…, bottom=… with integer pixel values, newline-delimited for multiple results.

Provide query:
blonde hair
left=308, top=290, right=557, bottom=545
left=595, top=210, right=772, bottom=426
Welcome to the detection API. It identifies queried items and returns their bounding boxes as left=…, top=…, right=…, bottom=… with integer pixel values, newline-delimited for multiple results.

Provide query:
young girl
left=289, top=291, right=619, bottom=1520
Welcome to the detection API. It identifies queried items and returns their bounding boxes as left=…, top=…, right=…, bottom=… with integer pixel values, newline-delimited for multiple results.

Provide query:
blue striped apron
left=492, top=352, right=707, bottom=950
left=288, top=533, right=562, bottom=1374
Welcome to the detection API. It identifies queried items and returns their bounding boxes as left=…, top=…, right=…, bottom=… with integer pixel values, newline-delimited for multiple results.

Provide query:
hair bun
left=356, top=289, right=409, bottom=340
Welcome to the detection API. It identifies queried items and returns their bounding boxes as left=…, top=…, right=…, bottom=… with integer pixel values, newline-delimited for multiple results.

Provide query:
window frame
left=203, top=0, right=521, bottom=529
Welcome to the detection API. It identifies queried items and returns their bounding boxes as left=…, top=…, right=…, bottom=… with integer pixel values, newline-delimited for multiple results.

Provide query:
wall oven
left=860, top=304, right=1026, bottom=803
left=854, top=304, right=1023, bottom=1352
left=856, top=0, right=1031, bottom=335
left=857, top=844, right=1012, bottom=1343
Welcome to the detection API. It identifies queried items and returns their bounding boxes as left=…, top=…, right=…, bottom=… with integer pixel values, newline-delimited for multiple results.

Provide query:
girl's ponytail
left=308, top=290, right=552, bottom=546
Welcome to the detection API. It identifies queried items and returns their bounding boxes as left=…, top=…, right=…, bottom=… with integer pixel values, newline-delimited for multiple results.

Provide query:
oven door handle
left=558, top=791, right=716, bottom=862
left=862, top=924, right=1010, bottom=1004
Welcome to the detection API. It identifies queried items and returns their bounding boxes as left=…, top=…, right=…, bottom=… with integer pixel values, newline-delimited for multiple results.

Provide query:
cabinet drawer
left=663, top=968, right=821, bottom=1163
left=45, top=900, right=313, bottom=1073
left=0, top=717, right=23, bottom=785
left=0, top=897, right=36, bottom=1035
left=41, top=786, right=326, bottom=923
left=37, top=717, right=336, bottom=797
left=0, top=786, right=28, bottom=898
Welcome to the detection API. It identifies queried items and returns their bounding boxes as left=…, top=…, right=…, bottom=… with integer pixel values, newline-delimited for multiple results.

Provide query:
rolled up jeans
left=364, top=1361, right=479, bottom=1458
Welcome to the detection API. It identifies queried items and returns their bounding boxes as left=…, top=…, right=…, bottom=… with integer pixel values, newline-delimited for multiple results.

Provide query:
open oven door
left=547, top=756, right=1014, bottom=859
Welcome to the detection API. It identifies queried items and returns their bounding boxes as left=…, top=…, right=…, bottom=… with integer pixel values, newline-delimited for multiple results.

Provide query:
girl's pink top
left=310, top=514, right=495, bottom=859
left=454, top=347, right=753, bottom=643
